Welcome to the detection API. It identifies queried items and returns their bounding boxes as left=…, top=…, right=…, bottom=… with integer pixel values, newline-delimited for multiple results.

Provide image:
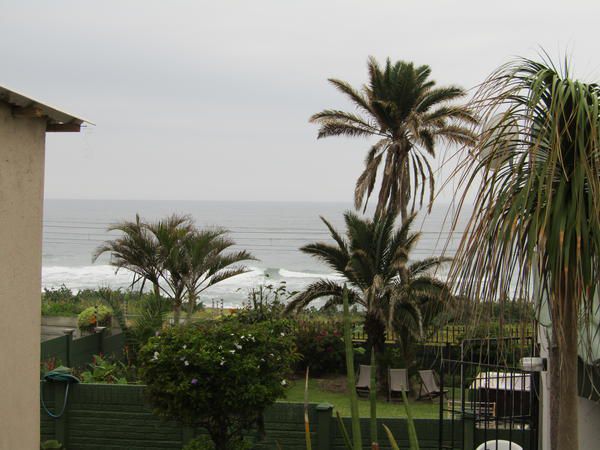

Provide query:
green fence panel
left=70, top=333, right=102, bottom=368
left=41, top=335, right=69, bottom=365
left=42, top=383, right=531, bottom=450
left=102, top=333, right=126, bottom=361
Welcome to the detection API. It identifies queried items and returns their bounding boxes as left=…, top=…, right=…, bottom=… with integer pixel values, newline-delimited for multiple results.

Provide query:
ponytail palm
left=285, top=212, right=449, bottom=355
left=310, top=57, right=477, bottom=219
left=449, top=57, right=600, bottom=450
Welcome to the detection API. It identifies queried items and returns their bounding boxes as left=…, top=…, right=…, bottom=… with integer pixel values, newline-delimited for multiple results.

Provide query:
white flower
left=281, top=379, right=287, bottom=386
left=218, top=345, right=223, bottom=350
left=234, top=343, right=242, bottom=350
left=184, top=360, right=190, bottom=366
left=183, top=345, right=187, bottom=349
left=269, top=353, right=274, bottom=357
left=220, top=360, right=225, bottom=366
left=241, top=335, right=245, bottom=340
left=260, top=358, right=265, bottom=362
left=229, top=350, right=236, bottom=354
left=280, top=332, right=285, bottom=337
left=152, top=351, right=159, bottom=361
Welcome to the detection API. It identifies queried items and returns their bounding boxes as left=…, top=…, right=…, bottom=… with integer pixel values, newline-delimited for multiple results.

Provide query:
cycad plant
left=310, top=57, right=477, bottom=219
left=285, top=211, right=449, bottom=358
left=449, top=56, right=600, bottom=449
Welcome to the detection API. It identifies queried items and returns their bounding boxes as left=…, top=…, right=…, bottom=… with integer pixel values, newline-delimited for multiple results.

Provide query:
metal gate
left=438, top=338, right=540, bottom=450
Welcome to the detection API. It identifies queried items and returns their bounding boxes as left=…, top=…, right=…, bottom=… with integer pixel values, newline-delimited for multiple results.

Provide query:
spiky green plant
left=304, top=367, right=312, bottom=450
left=342, top=285, right=362, bottom=450
left=310, top=57, right=477, bottom=219
left=369, top=348, right=377, bottom=446
left=449, top=55, right=600, bottom=450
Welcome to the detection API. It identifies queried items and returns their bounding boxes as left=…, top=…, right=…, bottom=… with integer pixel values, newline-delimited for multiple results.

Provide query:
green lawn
left=279, top=377, right=442, bottom=418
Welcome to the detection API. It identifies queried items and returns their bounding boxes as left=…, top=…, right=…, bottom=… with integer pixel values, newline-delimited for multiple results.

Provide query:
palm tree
left=449, top=56, right=600, bottom=450
left=285, top=211, right=449, bottom=356
left=93, top=214, right=165, bottom=298
left=146, top=214, right=195, bottom=324
left=95, top=215, right=254, bottom=325
left=390, top=256, right=450, bottom=369
left=180, top=228, right=256, bottom=321
left=310, top=57, right=477, bottom=220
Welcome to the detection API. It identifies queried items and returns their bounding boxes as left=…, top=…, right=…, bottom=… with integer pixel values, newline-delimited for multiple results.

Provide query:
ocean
left=42, top=199, right=468, bottom=307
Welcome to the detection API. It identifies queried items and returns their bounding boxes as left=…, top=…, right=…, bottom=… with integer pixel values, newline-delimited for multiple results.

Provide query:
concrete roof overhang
left=0, top=85, right=91, bottom=132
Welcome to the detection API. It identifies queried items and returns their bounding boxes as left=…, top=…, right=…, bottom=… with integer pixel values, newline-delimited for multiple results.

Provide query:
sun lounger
left=388, top=368, right=410, bottom=401
left=355, top=364, right=372, bottom=397
left=418, top=369, right=448, bottom=399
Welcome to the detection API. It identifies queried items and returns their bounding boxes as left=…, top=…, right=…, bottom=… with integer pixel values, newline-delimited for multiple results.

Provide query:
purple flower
left=191, top=378, right=198, bottom=385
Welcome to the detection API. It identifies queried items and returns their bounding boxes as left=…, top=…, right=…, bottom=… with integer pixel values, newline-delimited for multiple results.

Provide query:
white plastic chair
left=475, top=440, right=523, bottom=450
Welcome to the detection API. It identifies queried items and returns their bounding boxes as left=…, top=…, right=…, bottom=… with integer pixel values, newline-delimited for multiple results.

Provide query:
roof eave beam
left=46, top=122, right=81, bottom=132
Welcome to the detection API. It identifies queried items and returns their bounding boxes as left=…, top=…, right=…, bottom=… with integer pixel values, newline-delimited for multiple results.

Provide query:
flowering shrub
left=294, top=320, right=345, bottom=375
left=139, top=318, right=297, bottom=450
left=77, top=305, right=112, bottom=333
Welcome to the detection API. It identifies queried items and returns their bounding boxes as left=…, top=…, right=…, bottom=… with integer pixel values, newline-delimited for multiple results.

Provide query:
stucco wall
left=0, top=101, right=46, bottom=450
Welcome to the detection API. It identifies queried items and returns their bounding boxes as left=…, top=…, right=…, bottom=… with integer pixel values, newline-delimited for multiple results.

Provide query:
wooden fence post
left=95, top=326, right=106, bottom=354
left=316, top=403, right=333, bottom=450
left=62, top=329, right=74, bottom=367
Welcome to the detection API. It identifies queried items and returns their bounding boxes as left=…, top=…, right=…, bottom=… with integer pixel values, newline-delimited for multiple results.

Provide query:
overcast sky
left=2, top=0, right=599, bottom=202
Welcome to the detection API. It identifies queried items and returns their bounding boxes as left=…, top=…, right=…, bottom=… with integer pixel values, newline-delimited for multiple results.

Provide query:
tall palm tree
left=449, top=56, right=600, bottom=450
left=310, top=57, right=477, bottom=219
left=284, top=211, right=449, bottom=355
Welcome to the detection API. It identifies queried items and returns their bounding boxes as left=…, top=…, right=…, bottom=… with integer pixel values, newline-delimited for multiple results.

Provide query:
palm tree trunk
left=550, top=292, right=579, bottom=450
left=364, top=311, right=387, bottom=388
left=173, top=300, right=181, bottom=326
left=186, top=291, right=197, bottom=324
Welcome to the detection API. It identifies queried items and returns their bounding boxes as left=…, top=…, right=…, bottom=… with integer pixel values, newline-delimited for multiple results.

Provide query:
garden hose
left=41, top=367, right=80, bottom=419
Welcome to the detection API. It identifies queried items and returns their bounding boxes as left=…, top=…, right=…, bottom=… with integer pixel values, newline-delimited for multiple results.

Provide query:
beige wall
left=0, top=101, right=46, bottom=450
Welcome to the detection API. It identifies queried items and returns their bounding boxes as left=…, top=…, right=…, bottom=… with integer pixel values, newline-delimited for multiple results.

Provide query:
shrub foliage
left=139, top=319, right=296, bottom=450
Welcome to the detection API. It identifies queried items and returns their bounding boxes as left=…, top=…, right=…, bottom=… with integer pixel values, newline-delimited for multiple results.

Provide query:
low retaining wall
left=40, top=383, right=462, bottom=450
left=42, top=316, right=79, bottom=342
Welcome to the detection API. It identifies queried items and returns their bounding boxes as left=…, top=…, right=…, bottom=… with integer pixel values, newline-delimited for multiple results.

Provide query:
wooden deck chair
left=355, top=364, right=372, bottom=397
left=418, top=369, right=448, bottom=400
left=388, top=368, right=410, bottom=402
